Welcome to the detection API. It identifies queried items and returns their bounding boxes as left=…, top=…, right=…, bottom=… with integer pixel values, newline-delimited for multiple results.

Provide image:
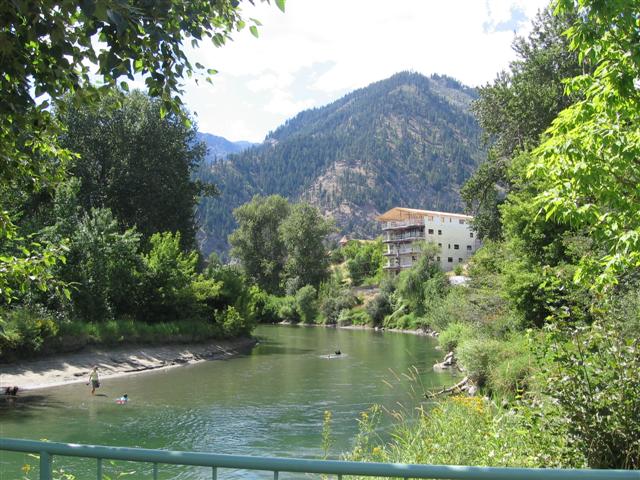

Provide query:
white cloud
left=181, top=0, right=551, bottom=142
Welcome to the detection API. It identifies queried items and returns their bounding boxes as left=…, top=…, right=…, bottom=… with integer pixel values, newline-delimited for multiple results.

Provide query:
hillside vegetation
left=196, top=72, right=485, bottom=256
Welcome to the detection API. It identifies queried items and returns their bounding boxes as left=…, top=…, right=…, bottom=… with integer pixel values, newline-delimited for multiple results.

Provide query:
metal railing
left=2, top=438, right=639, bottom=480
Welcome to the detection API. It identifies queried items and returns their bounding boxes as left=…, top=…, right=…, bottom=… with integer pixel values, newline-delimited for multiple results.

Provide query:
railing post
left=212, top=466, right=217, bottom=479
left=273, top=471, right=279, bottom=480
left=97, top=458, right=102, bottom=480
left=153, top=462, right=159, bottom=480
left=39, top=451, right=52, bottom=480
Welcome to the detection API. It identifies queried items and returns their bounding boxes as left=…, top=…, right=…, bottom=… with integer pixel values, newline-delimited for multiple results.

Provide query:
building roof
left=376, top=207, right=473, bottom=222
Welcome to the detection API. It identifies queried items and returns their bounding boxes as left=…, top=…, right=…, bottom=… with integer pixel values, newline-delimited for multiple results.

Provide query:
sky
left=178, top=0, right=551, bottom=143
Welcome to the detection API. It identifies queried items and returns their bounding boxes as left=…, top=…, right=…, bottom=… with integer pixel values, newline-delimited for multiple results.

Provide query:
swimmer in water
left=116, top=394, right=128, bottom=404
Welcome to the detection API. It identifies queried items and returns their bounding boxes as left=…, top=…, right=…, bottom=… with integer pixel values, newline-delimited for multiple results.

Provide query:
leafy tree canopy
left=531, top=0, right=640, bottom=290
left=462, top=7, right=584, bottom=240
left=0, top=0, right=283, bottom=307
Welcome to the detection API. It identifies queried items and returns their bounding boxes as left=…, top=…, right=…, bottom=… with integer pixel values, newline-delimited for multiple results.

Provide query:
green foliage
left=0, top=306, right=59, bottom=358
left=229, top=194, right=290, bottom=294
left=279, top=203, right=334, bottom=289
left=139, top=231, right=198, bottom=323
left=337, top=308, right=370, bottom=327
left=463, top=7, right=583, bottom=240
left=347, top=397, right=579, bottom=470
left=64, top=208, right=142, bottom=322
left=531, top=0, right=640, bottom=290
left=57, top=90, right=208, bottom=249
left=0, top=0, right=279, bottom=322
left=216, top=306, right=252, bottom=337
left=294, top=285, right=318, bottom=324
left=343, top=239, right=384, bottom=286
left=542, top=320, right=640, bottom=468
left=364, top=292, right=392, bottom=326
left=437, top=322, right=473, bottom=352
left=229, top=196, right=333, bottom=293
left=395, top=243, right=442, bottom=316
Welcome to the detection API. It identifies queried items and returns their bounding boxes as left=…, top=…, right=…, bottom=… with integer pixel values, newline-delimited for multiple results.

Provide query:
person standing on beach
left=89, top=367, right=100, bottom=395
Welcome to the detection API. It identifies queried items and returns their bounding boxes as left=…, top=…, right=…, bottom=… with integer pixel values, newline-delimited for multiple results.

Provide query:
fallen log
left=424, top=376, right=469, bottom=399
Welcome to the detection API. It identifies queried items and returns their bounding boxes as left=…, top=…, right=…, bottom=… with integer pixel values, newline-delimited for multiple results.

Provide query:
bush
left=337, top=309, right=371, bottom=326
left=0, top=306, right=59, bottom=358
left=295, top=285, right=318, bottom=323
left=277, top=295, right=300, bottom=323
left=438, top=322, right=473, bottom=352
left=217, top=306, right=251, bottom=337
left=456, top=337, right=505, bottom=387
left=248, top=287, right=281, bottom=324
left=347, top=396, right=577, bottom=468
left=542, top=321, right=640, bottom=468
left=365, top=292, right=392, bottom=326
left=319, top=291, right=358, bottom=325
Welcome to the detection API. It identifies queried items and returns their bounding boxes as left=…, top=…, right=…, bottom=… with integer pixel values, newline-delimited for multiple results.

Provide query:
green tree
left=0, top=0, right=284, bottom=321
left=139, top=231, right=198, bottom=322
left=57, top=90, right=208, bottom=248
left=531, top=0, right=640, bottom=290
left=295, top=285, right=318, bottom=324
left=343, top=239, right=384, bottom=286
left=396, top=242, right=440, bottom=316
left=229, top=195, right=290, bottom=294
left=462, top=8, right=584, bottom=240
left=64, top=208, right=142, bottom=321
left=279, top=203, right=334, bottom=289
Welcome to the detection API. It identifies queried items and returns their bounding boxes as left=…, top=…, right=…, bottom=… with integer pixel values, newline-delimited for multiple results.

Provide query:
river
left=0, top=325, right=456, bottom=479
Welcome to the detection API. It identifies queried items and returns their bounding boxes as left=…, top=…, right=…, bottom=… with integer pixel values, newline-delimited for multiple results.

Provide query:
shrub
left=277, top=296, right=300, bottom=323
left=542, top=321, right=640, bottom=468
left=347, top=396, right=577, bottom=468
left=295, top=285, right=318, bottom=323
left=456, top=337, right=505, bottom=387
left=217, top=306, right=250, bottom=337
left=319, top=291, right=358, bottom=325
left=0, top=306, right=59, bottom=358
left=438, top=322, right=474, bottom=352
left=337, top=309, right=370, bottom=326
left=365, top=292, right=392, bottom=326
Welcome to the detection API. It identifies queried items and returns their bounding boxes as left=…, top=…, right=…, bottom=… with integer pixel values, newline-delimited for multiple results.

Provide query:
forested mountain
left=196, top=71, right=485, bottom=256
left=196, top=132, right=256, bottom=163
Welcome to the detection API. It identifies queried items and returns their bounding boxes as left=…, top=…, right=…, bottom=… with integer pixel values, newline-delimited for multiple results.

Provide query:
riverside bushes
left=347, top=396, right=582, bottom=470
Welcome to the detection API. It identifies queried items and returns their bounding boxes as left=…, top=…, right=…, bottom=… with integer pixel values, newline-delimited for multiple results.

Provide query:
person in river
left=88, top=366, right=100, bottom=395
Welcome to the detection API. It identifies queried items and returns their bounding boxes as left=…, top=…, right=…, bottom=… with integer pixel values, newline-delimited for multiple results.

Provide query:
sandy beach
left=0, top=337, right=257, bottom=391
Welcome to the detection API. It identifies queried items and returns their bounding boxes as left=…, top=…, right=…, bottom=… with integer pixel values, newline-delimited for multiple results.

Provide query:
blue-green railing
left=2, top=438, right=639, bottom=480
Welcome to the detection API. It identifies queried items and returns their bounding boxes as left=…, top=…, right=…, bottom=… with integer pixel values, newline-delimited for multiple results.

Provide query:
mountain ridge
left=196, top=71, right=485, bottom=257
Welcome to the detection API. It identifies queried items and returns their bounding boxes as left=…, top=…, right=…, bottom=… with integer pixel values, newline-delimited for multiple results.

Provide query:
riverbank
left=0, top=337, right=256, bottom=391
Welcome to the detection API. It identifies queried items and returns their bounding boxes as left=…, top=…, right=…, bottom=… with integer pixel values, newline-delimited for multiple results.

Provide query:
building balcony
left=381, top=219, right=425, bottom=231
left=383, top=232, right=424, bottom=243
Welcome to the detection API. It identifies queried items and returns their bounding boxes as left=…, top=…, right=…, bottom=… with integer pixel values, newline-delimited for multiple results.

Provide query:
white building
left=377, top=207, right=482, bottom=272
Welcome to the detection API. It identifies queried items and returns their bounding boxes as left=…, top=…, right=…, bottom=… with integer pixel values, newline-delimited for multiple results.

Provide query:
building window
left=459, top=219, right=465, bottom=224
left=438, top=243, right=442, bottom=247
left=467, top=245, right=472, bottom=251
left=447, top=257, right=453, bottom=263
left=428, top=228, right=434, bottom=234
left=458, top=258, right=463, bottom=263
left=454, top=244, right=459, bottom=250
left=412, top=256, right=416, bottom=261
left=438, top=230, right=442, bottom=235
left=447, top=243, right=451, bottom=249
left=470, top=232, right=474, bottom=238
left=437, top=256, right=441, bottom=262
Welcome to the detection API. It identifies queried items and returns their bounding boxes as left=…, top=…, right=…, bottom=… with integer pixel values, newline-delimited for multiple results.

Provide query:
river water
left=0, top=325, right=456, bottom=479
